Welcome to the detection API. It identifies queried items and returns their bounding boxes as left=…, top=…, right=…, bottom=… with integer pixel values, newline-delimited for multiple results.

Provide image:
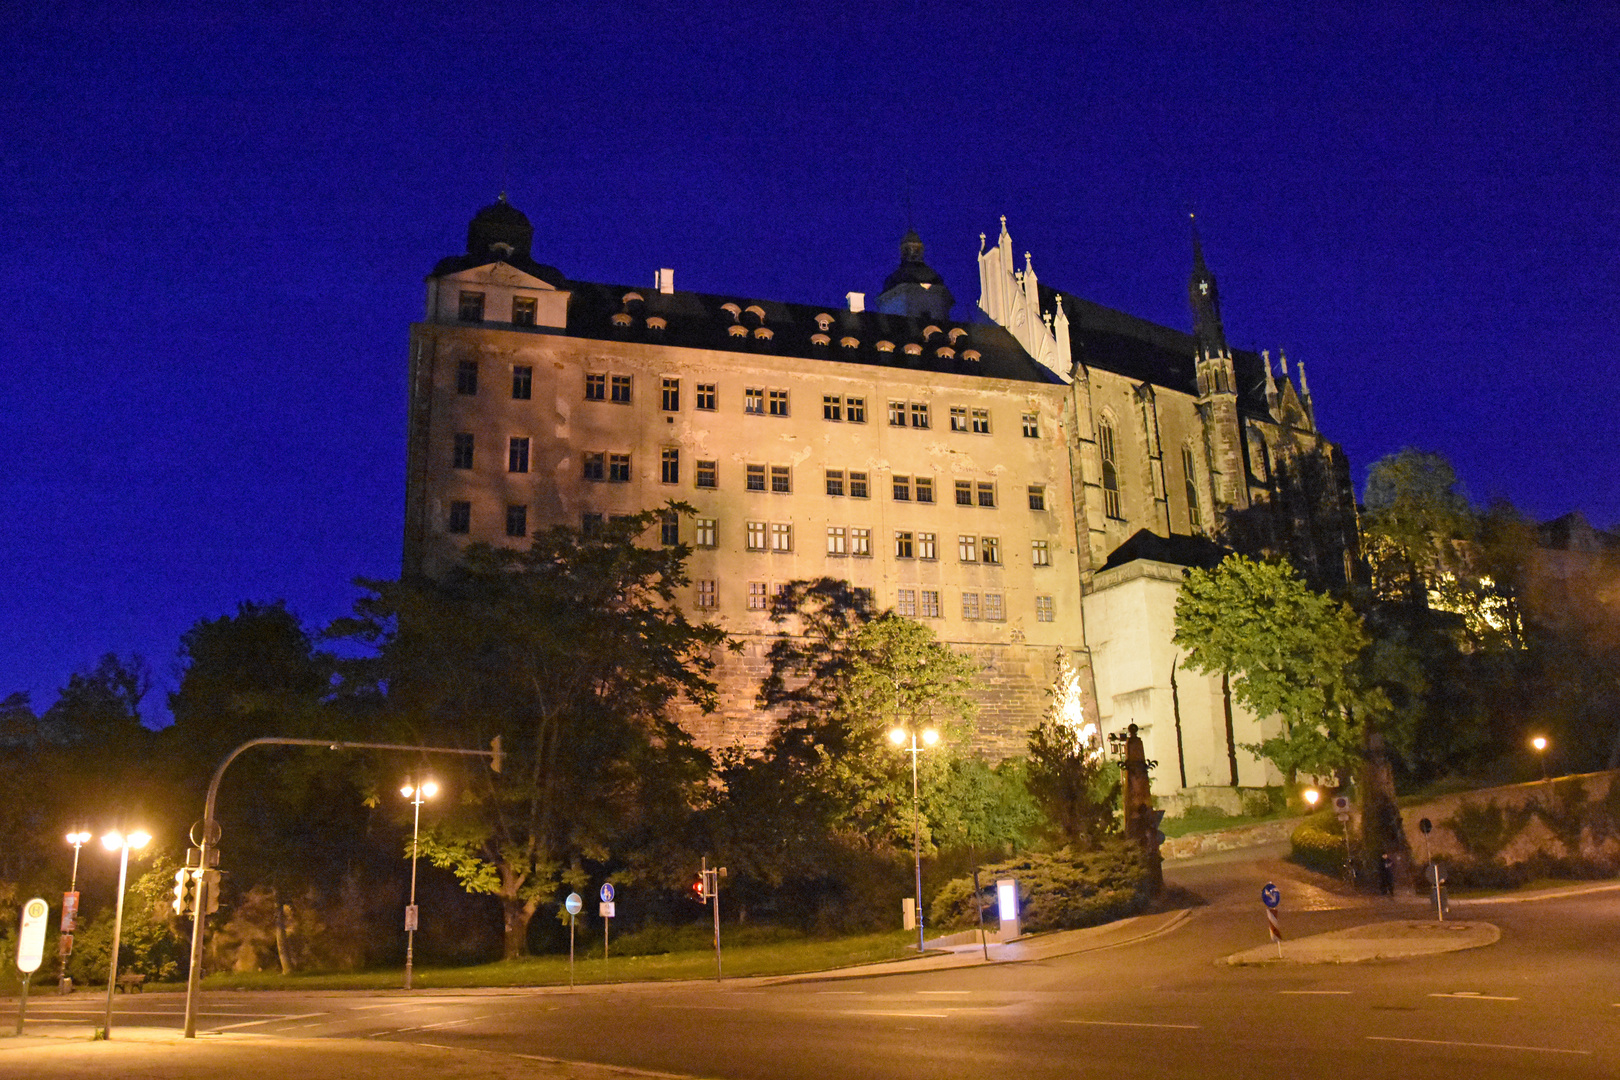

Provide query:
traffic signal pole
left=182, top=735, right=502, bottom=1039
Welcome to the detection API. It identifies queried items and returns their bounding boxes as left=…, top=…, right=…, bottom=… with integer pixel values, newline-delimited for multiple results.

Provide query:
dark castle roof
left=430, top=196, right=569, bottom=288
left=1100, top=529, right=1230, bottom=571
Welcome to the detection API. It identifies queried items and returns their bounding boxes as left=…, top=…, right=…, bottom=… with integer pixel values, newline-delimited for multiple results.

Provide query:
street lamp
left=1302, top=789, right=1320, bottom=810
left=1530, top=735, right=1549, bottom=786
left=889, top=725, right=938, bottom=953
left=400, top=778, right=438, bottom=990
left=61, top=831, right=91, bottom=993
left=100, top=829, right=150, bottom=1038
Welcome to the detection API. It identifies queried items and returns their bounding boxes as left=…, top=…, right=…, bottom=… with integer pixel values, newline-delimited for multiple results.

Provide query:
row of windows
left=1094, top=419, right=1202, bottom=527
left=727, top=582, right=1055, bottom=623
left=451, top=365, right=1044, bottom=440
left=458, top=291, right=537, bottom=326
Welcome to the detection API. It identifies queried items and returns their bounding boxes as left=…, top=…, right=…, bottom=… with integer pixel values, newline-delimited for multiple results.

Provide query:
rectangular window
left=696, top=460, right=717, bottom=489
left=661, top=510, right=680, bottom=546
left=1022, top=413, right=1040, bottom=438
left=458, top=291, right=485, bottom=321
left=1036, top=595, right=1055, bottom=622
left=456, top=360, right=478, bottom=395
left=508, top=437, right=529, bottom=474
left=851, top=528, right=872, bottom=557
left=823, top=394, right=843, bottom=421
left=608, top=453, right=631, bottom=482
left=977, top=482, right=996, bottom=508
left=585, top=373, right=606, bottom=400
left=950, top=406, right=968, bottom=432
left=895, top=531, right=914, bottom=559
left=984, top=593, right=1005, bottom=621
left=581, top=513, right=603, bottom=537
left=825, top=469, right=845, bottom=496
left=512, top=296, right=537, bottom=326
left=512, top=365, right=532, bottom=400
left=453, top=432, right=474, bottom=469
left=696, top=383, right=717, bottom=411
left=661, top=448, right=680, bottom=485
left=770, top=465, right=791, bottom=493
left=747, top=582, right=769, bottom=610
left=1028, top=484, right=1047, bottom=511
left=610, top=375, right=632, bottom=403
left=697, top=580, right=717, bottom=609
left=745, top=388, right=765, bottom=414
left=661, top=378, right=680, bottom=411
left=896, top=589, right=917, bottom=617
left=888, top=400, right=906, bottom=426
left=746, top=464, right=766, bottom=492
left=893, top=475, right=911, bottom=501
left=910, top=402, right=930, bottom=429
left=971, top=408, right=991, bottom=434
left=1032, top=539, right=1051, bottom=566
left=506, top=504, right=528, bottom=539
left=982, top=536, right=1000, bottom=564
left=746, top=521, right=767, bottom=550
left=920, top=589, right=941, bottom=618
left=958, top=535, right=977, bottom=562
left=696, top=518, right=717, bottom=547
left=918, top=532, right=936, bottom=560
left=846, top=397, right=866, bottom=423
left=582, top=451, right=605, bottom=481
left=849, top=471, right=869, bottom=499
left=955, top=480, right=973, bottom=506
left=961, top=592, right=980, bottom=620
left=448, top=500, right=471, bottom=534
left=826, top=526, right=847, bottom=555
left=770, top=522, right=793, bottom=552
left=768, top=389, right=789, bottom=416
left=915, top=477, right=934, bottom=504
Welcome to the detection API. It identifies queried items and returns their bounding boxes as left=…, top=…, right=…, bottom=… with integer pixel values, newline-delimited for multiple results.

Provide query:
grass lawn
left=170, top=928, right=923, bottom=993
left=1161, top=807, right=1301, bottom=839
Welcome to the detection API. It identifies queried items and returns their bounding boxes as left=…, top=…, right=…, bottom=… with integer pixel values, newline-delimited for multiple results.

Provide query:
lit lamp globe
left=1302, top=789, right=1320, bottom=809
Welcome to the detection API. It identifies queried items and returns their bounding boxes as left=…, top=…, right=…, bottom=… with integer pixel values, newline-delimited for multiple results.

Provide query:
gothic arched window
left=1099, top=419, right=1122, bottom=520
left=1183, top=445, right=1202, bottom=530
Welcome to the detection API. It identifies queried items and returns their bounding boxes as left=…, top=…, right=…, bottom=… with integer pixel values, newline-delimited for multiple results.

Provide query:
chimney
left=655, top=268, right=674, bottom=294
left=846, top=291, right=865, bottom=312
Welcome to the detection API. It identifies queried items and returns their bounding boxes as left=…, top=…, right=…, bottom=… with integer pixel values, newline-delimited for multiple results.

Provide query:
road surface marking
left=846, top=1010, right=949, bottom=1019
left=1064, top=1020, right=1200, bottom=1030
left=815, top=990, right=866, bottom=995
left=652, top=1004, right=744, bottom=1011
left=210, top=1012, right=327, bottom=1031
left=1369, top=1036, right=1589, bottom=1056
left=916, top=990, right=972, bottom=995
left=1278, top=990, right=1351, bottom=995
left=1428, top=992, right=1519, bottom=1001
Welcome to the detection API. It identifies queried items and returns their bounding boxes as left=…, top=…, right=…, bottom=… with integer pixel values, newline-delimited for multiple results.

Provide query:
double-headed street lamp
left=401, top=778, right=438, bottom=990
left=61, top=830, right=91, bottom=993
left=100, top=828, right=150, bottom=1038
left=889, top=725, right=938, bottom=954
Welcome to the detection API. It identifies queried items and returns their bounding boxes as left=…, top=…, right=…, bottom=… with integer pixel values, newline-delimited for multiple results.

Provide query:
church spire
left=1188, top=215, right=1228, bottom=359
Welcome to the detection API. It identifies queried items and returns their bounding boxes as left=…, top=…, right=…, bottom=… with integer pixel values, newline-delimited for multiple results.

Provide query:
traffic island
left=1221, top=920, right=1499, bottom=965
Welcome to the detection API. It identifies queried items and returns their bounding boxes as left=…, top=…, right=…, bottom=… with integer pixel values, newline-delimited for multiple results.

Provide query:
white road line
left=916, top=990, right=971, bottom=995
left=1064, top=1020, right=1201, bottom=1030
left=1428, top=992, right=1519, bottom=1001
left=815, top=991, right=866, bottom=995
left=1278, top=990, right=1351, bottom=995
left=845, top=1011, right=950, bottom=1019
left=1369, top=1036, right=1589, bottom=1056
left=210, top=1012, right=327, bottom=1031
left=651, top=1004, right=744, bottom=1011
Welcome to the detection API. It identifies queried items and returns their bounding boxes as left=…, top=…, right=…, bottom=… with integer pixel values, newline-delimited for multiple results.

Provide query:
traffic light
left=198, top=869, right=221, bottom=914
left=690, top=876, right=706, bottom=903
left=490, top=735, right=503, bottom=774
left=172, top=868, right=194, bottom=916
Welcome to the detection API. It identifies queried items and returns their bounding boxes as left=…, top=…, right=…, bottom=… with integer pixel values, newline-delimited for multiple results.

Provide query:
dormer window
left=647, top=316, right=667, bottom=332
left=875, top=340, right=895, bottom=353
left=935, top=347, right=955, bottom=360
left=811, top=333, right=831, bottom=346
left=622, top=291, right=645, bottom=305
left=753, top=327, right=774, bottom=341
left=611, top=312, right=633, bottom=327
left=728, top=324, right=749, bottom=338
left=744, top=304, right=767, bottom=325
left=962, top=349, right=981, bottom=363
left=923, top=325, right=942, bottom=341
left=840, top=336, right=859, bottom=349
left=948, top=327, right=967, bottom=343
left=512, top=296, right=537, bottom=326
left=721, top=302, right=742, bottom=321
left=903, top=343, right=923, bottom=356
left=814, top=313, right=834, bottom=332
left=458, top=291, right=485, bottom=322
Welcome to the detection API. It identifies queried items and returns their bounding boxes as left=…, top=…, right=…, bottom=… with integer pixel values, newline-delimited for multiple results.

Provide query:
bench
left=116, top=973, right=145, bottom=993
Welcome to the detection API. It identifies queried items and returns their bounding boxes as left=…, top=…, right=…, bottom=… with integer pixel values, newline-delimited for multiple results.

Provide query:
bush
left=928, top=841, right=1150, bottom=934
left=1289, top=816, right=1344, bottom=876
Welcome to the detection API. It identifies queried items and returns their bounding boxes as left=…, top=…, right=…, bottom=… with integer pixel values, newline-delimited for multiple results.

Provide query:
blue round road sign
left=1260, top=882, right=1281, bottom=909
left=600, top=883, right=615, bottom=903
left=564, top=892, right=583, bottom=916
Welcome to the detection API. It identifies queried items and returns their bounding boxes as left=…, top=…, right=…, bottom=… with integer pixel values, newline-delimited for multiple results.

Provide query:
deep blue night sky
left=3, top=3, right=1616, bottom=721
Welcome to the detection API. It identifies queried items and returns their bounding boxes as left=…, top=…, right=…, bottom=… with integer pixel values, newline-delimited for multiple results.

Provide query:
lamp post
left=889, top=725, right=938, bottom=953
left=400, top=779, right=438, bottom=990
left=1530, top=735, right=1549, bottom=786
left=1302, top=788, right=1320, bottom=811
left=100, top=829, right=150, bottom=1038
left=60, top=831, right=91, bottom=993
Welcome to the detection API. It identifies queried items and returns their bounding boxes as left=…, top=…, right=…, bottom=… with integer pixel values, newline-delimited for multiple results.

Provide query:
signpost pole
left=563, top=892, right=583, bottom=990
left=14, top=975, right=30, bottom=1036
left=1261, top=882, right=1282, bottom=958
left=15, top=897, right=47, bottom=1034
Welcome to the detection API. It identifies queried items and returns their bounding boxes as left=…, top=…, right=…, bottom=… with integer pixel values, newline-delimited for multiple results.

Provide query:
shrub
left=928, top=840, right=1150, bottom=934
left=1289, top=817, right=1344, bottom=876
left=1446, top=799, right=1532, bottom=860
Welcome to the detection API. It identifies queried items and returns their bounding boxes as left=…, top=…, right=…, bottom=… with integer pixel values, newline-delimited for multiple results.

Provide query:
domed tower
left=465, top=193, right=535, bottom=263
left=876, top=230, right=954, bottom=320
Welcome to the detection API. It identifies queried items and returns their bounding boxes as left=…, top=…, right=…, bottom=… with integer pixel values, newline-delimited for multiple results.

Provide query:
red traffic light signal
left=690, top=877, right=706, bottom=902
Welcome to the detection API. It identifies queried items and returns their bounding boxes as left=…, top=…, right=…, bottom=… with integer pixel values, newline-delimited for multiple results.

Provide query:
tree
left=1026, top=649, right=1119, bottom=848
left=41, top=652, right=151, bottom=750
left=1362, top=449, right=1474, bottom=609
left=1174, top=555, right=1384, bottom=781
left=331, top=509, right=729, bottom=958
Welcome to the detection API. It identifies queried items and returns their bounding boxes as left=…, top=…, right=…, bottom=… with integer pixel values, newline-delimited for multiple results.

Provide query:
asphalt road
left=10, top=850, right=1620, bottom=1079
